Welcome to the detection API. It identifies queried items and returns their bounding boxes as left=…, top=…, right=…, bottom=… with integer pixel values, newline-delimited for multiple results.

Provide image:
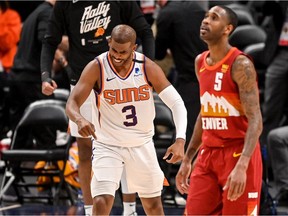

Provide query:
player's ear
left=107, top=37, right=112, bottom=46
left=225, top=24, right=234, bottom=36
left=132, top=43, right=137, bottom=51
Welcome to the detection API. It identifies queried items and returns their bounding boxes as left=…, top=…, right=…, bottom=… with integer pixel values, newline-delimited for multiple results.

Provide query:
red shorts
left=186, top=143, right=262, bottom=215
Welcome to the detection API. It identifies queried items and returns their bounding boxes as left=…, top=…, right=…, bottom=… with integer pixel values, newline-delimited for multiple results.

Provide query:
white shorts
left=91, top=141, right=164, bottom=198
left=69, top=85, right=96, bottom=137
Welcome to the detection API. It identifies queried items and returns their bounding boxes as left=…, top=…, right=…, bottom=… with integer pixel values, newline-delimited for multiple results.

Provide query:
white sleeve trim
left=158, top=85, right=187, bottom=140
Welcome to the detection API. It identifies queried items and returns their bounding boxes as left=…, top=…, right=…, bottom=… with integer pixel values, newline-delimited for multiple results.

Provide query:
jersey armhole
left=93, top=57, right=103, bottom=94
left=142, top=55, right=153, bottom=87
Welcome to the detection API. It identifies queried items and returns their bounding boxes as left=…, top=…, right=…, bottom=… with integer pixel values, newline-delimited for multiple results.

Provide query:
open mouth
left=200, top=26, right=208, bottom=33
left=113, top=58, right=122, bottom=63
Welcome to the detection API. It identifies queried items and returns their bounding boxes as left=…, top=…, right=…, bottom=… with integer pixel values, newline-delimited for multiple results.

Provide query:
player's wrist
left=236, top=154, right=250, bottom=171
left=41, top=71, right=51, bottom=83
left=75, top=118, right=84, bottom=125
left=175, top=137, right=186, bottom=144
left=182, top=155, right=193, bottom=165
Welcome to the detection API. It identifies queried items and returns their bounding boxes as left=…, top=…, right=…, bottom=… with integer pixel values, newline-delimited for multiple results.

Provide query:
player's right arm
left=65, top=59, right=100, bottom=139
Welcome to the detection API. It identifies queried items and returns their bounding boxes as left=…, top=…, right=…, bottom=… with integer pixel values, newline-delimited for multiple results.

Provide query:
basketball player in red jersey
left=176, top=5, right=263, bottom=215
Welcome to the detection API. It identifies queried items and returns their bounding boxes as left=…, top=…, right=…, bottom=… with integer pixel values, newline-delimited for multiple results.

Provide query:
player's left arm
left=233, top=55, right=263, bottom=167
left=145, top=58, right=187, bottom=163
left=224, top=54, right=263, bottom=201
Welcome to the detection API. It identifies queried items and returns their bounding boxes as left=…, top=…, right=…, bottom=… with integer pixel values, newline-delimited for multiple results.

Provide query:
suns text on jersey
left=103, top=84, right=150, bottom=105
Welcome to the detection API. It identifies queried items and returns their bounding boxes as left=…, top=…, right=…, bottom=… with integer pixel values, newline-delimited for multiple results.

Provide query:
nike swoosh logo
left=106, top=77, right=116, bottom=82
left=199, top=67, right=205, bottom=73
left=233, top=152, right=242, bottom=157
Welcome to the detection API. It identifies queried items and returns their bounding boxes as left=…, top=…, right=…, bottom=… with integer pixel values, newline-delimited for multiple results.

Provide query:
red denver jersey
left=198, top=47, right=251, bottom=147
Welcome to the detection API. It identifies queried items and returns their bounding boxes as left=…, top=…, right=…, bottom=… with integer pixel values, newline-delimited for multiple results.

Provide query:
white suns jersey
left=91, top=51, right=155, bottom=147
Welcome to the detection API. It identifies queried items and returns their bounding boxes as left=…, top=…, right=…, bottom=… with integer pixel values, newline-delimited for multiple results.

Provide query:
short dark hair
left=218, top=5, right=238, bottom=35
left=111, top=24, right=137, bottom=45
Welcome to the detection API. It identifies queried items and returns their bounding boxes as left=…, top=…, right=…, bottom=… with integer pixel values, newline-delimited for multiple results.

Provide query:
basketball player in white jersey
left=66, top=24, right=187, bottom=215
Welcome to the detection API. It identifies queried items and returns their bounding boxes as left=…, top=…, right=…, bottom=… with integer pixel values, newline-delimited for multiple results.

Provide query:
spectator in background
left=1, top=0, right=56, bottom=202
left=8, top=0, right=56, bottom=134
left=259, top=1, right=288, bottom=181
left=52, top=36, right=70, bottom=91
left=267, top=126, right=288, bottom=207
left=155, top=0, right=208, bottom=148
left=138, top=0, right=156, bottom=26
left=0, top=0, right=21, bottom=73
left=0, top=0, right=21, bottom=139
left=40, top=2, right=155, bottom=215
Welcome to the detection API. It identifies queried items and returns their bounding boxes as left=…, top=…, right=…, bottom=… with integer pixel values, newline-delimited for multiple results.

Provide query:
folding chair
left=226, top=3, right=256, bottom=26
left=243, top=42, right=266, bottom=104
left=0, top=99, right=75, bottom=205
left=229, top=24, right=267, bottom=51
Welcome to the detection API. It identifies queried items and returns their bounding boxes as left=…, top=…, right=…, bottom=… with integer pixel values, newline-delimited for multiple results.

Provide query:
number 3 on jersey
left=214, top=72, right=223, bottom=91
left=122, top=105, right=138, bottom=126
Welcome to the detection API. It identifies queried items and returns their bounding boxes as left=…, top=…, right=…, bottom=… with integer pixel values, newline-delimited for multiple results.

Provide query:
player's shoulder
left=233, top=54, right=254, bottom=70
left=83, top=57, right=101, bottom=73
left=231, top=54, right=257, bottom=82
left=144, top=55, right=159, bottom=70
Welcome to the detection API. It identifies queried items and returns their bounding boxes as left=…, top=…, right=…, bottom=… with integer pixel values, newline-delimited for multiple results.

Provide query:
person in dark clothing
left=41, top=1, right=155, bottom=87
left=8, top=0, right=56, bottom=146
left=40, top=2, right=155, bottom=215
left=137, top=0, right=156, bottom=26
left=259, top=1, right=288, bottom=181
left=267, top=126, right=288, bottom=207
left=155, top=0, right=208, bottom=148
left=52, top=36, right=70, bottom=91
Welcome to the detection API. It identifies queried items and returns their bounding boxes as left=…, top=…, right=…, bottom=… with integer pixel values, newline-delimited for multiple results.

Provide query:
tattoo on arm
left=232, top=55, right=263, bottom=156
left=232, top=56, right=258, bottom=115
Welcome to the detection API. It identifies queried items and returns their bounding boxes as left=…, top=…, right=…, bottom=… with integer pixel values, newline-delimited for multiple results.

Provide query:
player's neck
left=207, top=43, right=232, bottom=66
left=113, top=57, right=133, bottom=77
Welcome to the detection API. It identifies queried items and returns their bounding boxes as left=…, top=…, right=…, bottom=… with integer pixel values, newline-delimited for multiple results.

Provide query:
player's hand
left=42, top=80, right=58, bottom=96
left=223, top=165, right=247, bottom=201
left=163, top=138, right=185, bottom=163
left=176, top=159, right=191, bottom=194
left=76, top=118, right=97, bottom=140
